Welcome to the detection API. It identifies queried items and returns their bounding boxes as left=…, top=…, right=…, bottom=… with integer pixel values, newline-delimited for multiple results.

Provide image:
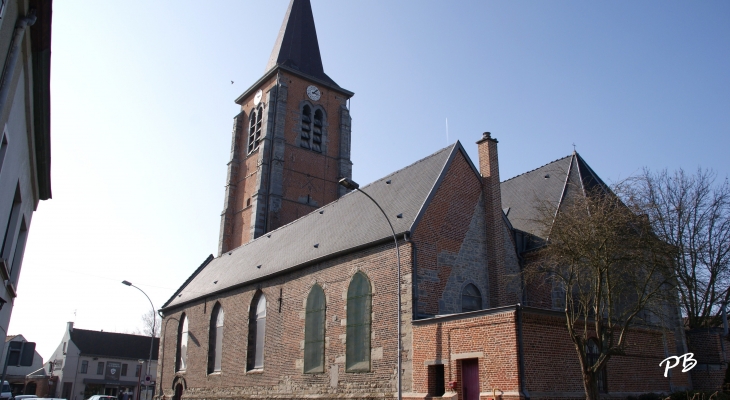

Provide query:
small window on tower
left=300, top=106, right=324, bottom=153
left=300, top=106, right=312, bottom=149
left=247, top=107, right=263, bottom=154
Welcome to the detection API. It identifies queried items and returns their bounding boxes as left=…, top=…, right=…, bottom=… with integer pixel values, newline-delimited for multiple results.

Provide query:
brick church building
left=157, top=1, right=698, bottom=399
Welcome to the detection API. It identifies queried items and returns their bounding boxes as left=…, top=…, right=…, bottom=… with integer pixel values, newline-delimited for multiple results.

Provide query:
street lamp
left=338, top=177, right=402, bottom=400
left=122, top=280, right=156, bottom=400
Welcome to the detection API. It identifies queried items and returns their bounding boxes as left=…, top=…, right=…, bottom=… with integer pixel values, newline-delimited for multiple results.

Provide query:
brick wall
left=411, top=309, right=522, bottom=400
left=412, top=149, right=487, bottom=317
left=522, top=310, right=689, bottom=397
left=477, top=134, right=521, bottom=308
left=686, top=329, right=729, bottom=391
left=410, top=307, right=689, bottom=400
left=159, top=240, right=412, bottom=399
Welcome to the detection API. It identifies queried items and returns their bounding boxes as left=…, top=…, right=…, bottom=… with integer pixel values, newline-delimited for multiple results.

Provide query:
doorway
left=461, top=359, right=479, bottom=400
left=172, top=384, right=183, bottom=400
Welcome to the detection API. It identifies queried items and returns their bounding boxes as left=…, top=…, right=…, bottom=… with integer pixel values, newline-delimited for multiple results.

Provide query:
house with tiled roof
left=155, top=1, right=691, bottom=399
left=46, top=323, right=159, bottom=400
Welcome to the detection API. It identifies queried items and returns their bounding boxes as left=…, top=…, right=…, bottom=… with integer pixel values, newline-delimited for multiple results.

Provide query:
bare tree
left=135, top=309, right=160, bottom=337
left=525, top=186, right=674, bottom=400
left=625, top=168, right=730, bottom=329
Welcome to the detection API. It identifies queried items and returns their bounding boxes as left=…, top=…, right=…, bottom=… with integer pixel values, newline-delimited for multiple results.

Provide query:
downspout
left=0, top=9, right=37, bottom=118
left=516, top=304, right=529, bottom=399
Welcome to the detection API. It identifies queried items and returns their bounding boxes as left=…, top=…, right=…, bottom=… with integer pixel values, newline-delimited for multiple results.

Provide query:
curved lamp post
left=122, top=280, right=156, bottom=400
left=338, top=177, right=402, bottom=400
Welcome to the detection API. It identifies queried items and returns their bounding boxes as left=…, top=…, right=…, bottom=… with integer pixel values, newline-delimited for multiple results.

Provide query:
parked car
left=14, top=396, right=37, bottom=400
left=0, top=381, right=11, bottom=400
left=86, top=396, right=116, bottom=400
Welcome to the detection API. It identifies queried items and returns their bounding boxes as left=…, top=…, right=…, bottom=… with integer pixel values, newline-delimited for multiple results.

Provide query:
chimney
left=67, top=321, right=74, bottom=332
left=476, top=132, right=511, bottom=307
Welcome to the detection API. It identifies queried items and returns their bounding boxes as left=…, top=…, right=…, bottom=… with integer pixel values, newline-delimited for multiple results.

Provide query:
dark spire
left=266, top=0, right=338, bottom=86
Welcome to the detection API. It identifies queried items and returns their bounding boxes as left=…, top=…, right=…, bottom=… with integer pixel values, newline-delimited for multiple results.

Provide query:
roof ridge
left=72, top=328, right=158, bottom=338
left=160, top=254, right=214, bottom=309
left=501, top=154, right=572, bottom=183
left=222, top=143, right=458, bottom=255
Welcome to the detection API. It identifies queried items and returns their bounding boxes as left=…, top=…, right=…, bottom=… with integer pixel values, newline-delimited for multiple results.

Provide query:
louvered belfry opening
left=248, top=107, right=263, bottom=154
left=300, top=106, right=323, bottom=153
left=304, top=284, right=326, bottom=373
left=300, top=105, right=312, bottom=149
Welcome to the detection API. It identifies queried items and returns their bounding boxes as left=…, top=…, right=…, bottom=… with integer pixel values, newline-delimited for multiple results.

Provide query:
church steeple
left=266, top=0, right=337, bottom=87
left=218, top=0, right=353, bottom=255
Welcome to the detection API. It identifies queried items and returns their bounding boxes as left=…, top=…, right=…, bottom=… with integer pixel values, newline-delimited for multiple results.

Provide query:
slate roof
left=70, top=329, right=160, bottom=360
left=500, top=152, right=609, bottom=239
left=162, top=142, right=476, bottom=310
left=266, top=0, right=338, bottom=87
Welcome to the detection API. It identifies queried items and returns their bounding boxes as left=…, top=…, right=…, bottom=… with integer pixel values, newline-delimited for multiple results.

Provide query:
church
left=157, top=1, right=691, bottom=399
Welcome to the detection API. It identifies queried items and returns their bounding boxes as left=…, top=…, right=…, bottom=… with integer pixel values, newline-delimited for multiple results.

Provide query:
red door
left=461, top=359, right=480, bottom=400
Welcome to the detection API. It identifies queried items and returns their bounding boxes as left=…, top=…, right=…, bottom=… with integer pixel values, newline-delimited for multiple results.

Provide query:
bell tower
left=218, top=0, right=354, bottom=255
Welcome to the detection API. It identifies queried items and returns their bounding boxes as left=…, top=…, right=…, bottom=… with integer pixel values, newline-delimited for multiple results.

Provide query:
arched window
left=300, top=106, right=323, bottom=153
left=208, top=303, right=224, bottom=373
left=586, top=339, right=607, bottom=393
left=247, top=107, right=263, bottom=154
left=346, top=272, right=371, bottom=372
left=304, top=285, right=326, bottom=373
left=461, top=284, right=482, bottom=312
left=247, top=292, right=266, bottom=370
left=176, top=314, right=189, bottom=371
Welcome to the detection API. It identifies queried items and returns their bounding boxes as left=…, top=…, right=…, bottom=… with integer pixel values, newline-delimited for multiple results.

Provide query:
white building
left=47, top=323, right=158, bottom=400
left=0, top=0, right=53, bottom=344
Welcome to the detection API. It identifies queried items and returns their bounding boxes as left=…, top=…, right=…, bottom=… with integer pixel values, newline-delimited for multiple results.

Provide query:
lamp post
left=122, top=281, right=156, bottom=400
left=338, top=177, right=402, bottom=400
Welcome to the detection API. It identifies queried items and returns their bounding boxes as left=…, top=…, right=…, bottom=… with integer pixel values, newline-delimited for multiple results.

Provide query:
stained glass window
left=346, top=272, right=371, bottom=372
left=586, top=339, right=607, bottom=392
left=177, top=314, right=188, bottom=371
left=304, top=285, right=326, bottom=373
left=461, top=284, right=482, bottom=312
left=247, top=293, right=267, bottom=370
left=208, top=303, right=224, bottom=373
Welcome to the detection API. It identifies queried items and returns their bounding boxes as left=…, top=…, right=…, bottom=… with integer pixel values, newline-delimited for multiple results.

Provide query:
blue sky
left=10, top=0, right=729, bottom=359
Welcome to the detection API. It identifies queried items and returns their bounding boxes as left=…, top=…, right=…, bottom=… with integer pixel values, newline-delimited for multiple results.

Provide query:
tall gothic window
left=300, top=106, right=323, bottom=153
left=208, top=303, right=224, bottom=373
left=304, top=285, right=325, bottom=373
left=247, top=107, right=263, bottom=154
left=586, top=338, right=607, bottom=392
left=346, top=272, right=371, bottom=372
left=176, top=314, right=188, bottom=371
left=247, top=292, right=266, bottom=370
left=461, top=284, right=482, bottom=312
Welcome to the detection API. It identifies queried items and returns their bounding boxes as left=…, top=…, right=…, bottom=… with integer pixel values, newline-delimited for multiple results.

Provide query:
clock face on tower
left=306, top=85, right=321, bottom=101
left=253, top=89, right=263, bottom=106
